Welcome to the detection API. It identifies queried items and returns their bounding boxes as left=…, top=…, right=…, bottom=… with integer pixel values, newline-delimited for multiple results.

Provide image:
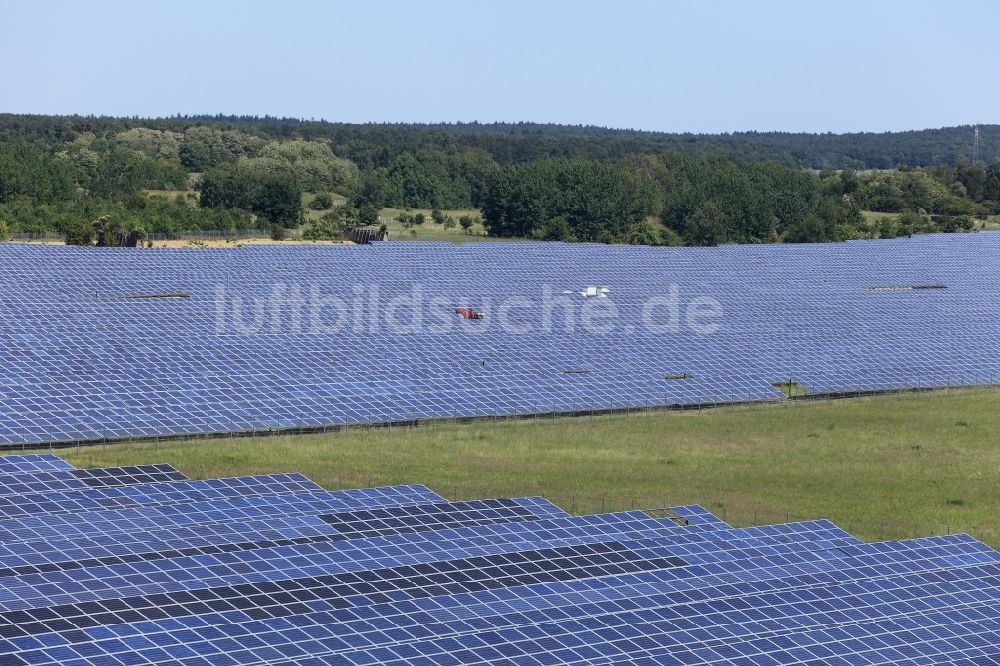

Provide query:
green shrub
left=658, top=227, right=683, bottom=247
left=308, top=192, right=334, bottom=210
left=303, top=213, right=346, bottom=241
left=876, top=216, right=900, bottom=239
left=94, top=216, right=146, bottom=247
left=358, top=204, right=379, bottom=226
left=535, top=216, right=574, bottom=242
left=65, top=219, right=95, bottom=245
left=835, top=224, right=865, bottom=241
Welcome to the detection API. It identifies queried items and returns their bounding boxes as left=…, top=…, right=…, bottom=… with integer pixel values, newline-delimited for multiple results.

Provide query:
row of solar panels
left=2, top=235, right=1000, bottom=445
left=0, top=454, right=993, bottom=665
left=3, top=234, right=1000, bottom=300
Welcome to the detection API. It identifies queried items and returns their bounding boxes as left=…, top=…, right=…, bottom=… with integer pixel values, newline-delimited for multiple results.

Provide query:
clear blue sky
left=4, top=0, right=996, bottom=133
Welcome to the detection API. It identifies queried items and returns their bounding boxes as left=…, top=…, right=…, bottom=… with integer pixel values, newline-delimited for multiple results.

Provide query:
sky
left=3, top=0, right=997, bottom=134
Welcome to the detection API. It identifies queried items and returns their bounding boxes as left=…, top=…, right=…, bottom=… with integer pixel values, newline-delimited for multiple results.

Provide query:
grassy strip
left=50, top=388, right=1000, bottom=546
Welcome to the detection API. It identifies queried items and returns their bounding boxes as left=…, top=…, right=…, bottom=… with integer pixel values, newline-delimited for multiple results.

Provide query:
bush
left=535, top=216, right=574, bottom=241
left=358, top=204, right=379, bottom=226
left=897, top=209, right=932, bottom=236
left=94, top=216, right=146, bottom=247
left=304, top=205, right=362, bottom=240
left=431, top=208, right=446, bottom=225
left=459, top=215, right=475, bottom=233
left=413, top=212, right=425, bottom=225
left=65, top=219, right=95, bottom=246
left=658, top=227, right=683, bottom=247
left=303, top=213, right=345, bottom=241
left=270, top=224, right=287, bottom=241
left=626, top=221, right=671, bottom=246
left=835, top=224, right=865, bottom=241
left=442, top=215, right=457, bottom=229
left=0, top=218, right=9, bottom=242
left=309, top=192, right=334, bottom=210
left=876, top=216, right=900, bottom=239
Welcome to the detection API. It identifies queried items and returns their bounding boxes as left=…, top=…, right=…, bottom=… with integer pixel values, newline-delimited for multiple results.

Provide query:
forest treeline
left=3, top=114, right=997, bottom=169
left=0, top=114, right=998, bottom=246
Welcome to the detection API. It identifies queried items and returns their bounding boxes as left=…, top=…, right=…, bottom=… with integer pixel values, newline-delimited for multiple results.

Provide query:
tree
left=113, top=128, right=182, bottom=161
left=683, top=203, right=728, bottom=246
left=64, top=219, right=95, bottom=246
left=936, top=215, right=973, bottom=232
left=89, top=148, right=186, bottom=198
left=956, top=164, right=985, bottom=202
left=0, top=217, right=9, bottom=241
left=984, top=160, right=1000, bottom=202
left=459, top=215, right=475, bottom=233
left=304, top=205, right=358, bottom=240
left=258, top=140, right=359, bottom=191
left=783, top=214, right=833, bottom=243
left=94, top=215, right=146, bottom=247
left=658, top=227, right=683, bottom=246
left=358, top=203, right=379, bottom=226
left=200, top=163, right=303, bottom=228
left=535, top=216, right=574, bottom=241
left=0, top=141, right=76, bottom=204
left=303, top=213, right=346, bottom=240
left=840, top=168, right=859, bottom=194
left=626, top=221, right=667, bottom=246
left=179, top=126, right=259, bottom=172
left=430, top=208, right=446, bottom=224
left=897, top=209, right=930, bottom=236
left=308, top=192, right=334, bottom=210
left=482, top=158, right=659, bottom=242
left=876, top=216, right=899, bottom=239
left=254, top=172, right=302, bottom=229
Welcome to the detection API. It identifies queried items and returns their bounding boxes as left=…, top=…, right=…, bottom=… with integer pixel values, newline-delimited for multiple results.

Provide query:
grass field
left=301, top=198, right=495, bottom=243
left=861, top=210, right=900, bottom=224
left=51, top=388, right=1000, bottom=546
left=978, top=215, right=1000, bottom=230
left=376, top=207, right=494, bottom=242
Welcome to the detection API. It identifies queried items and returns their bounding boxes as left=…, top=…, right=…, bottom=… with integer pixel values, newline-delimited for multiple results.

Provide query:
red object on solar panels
left=454, top=308, right=483, bottom=320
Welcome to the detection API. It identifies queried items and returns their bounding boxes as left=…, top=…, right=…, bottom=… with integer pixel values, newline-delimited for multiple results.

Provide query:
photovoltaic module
left=1, top=234, right=998, bottom=446
left=0, top=454, right=991, bottom=664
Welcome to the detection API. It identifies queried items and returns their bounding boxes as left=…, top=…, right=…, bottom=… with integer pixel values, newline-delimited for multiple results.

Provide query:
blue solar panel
left=0, top=465, right=187, bottom=496
left=0, top=456, right=991, bottom=664
left=2, top=234, right=1000, bottom=446
left=0, top=455, right=75, bottom=473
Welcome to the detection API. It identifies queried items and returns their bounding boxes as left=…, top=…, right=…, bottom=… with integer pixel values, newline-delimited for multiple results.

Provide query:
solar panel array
left=2, top=234, right=1000, bottom=445
left=0, top=454, right=992, bottom=665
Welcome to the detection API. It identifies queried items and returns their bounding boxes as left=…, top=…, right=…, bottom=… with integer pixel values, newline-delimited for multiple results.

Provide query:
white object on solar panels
left=580, top=285, right=610, bottom=298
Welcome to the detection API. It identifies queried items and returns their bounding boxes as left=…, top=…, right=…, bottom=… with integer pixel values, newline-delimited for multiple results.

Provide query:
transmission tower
left=972, top=125, right=980, bottom=165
